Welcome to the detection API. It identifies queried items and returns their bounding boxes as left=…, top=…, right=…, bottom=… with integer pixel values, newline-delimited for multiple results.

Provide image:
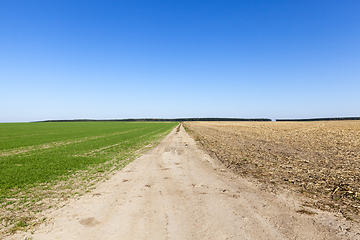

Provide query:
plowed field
left=8, top=124, right=359, bottom=240
left=183, top=121, right=360, bottom=220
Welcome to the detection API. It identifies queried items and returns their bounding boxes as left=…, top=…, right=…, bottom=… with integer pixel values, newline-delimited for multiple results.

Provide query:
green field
left=0, top=121, right=177, bottom=233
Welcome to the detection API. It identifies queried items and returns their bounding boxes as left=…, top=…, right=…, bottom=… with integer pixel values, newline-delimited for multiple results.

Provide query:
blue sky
left=1, top=0, right=359, bottom=122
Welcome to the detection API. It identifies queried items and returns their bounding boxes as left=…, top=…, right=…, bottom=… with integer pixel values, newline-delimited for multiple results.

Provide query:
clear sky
left=1, top=0, right=359, bottom=122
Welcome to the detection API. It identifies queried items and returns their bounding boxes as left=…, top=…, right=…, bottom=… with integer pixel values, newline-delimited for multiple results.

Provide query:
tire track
left=8, top=124, right=360, bottom=240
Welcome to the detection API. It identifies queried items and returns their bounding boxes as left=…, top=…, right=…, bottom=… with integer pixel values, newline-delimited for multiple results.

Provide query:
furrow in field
left=77, top=127, right=168, bottom=157
left=8, top=124, right=360, bottom=240
left=0, top=122, right=179, bottom=236
left=183, top=121, right=360, bottom=221
left=0, top=127, right=149, bottom=157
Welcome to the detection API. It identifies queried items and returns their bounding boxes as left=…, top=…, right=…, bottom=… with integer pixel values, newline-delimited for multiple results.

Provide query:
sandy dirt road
left=9, top=125, right=359, bottom=239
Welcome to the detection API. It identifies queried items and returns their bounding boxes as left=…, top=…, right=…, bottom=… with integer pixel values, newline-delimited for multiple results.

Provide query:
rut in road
left=10, top=124, right=356, bottom=240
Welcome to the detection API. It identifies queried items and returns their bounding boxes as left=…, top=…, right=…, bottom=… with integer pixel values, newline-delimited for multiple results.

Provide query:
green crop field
left=0, top=121, right=177, bottom=234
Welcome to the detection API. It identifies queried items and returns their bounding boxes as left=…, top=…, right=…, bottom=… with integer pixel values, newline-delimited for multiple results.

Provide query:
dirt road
left=9, top=125, right=360, bottom=239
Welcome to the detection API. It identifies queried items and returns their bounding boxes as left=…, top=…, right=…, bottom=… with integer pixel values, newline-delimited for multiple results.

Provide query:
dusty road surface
left=9, top=125, right=360, bottom=239
left=182, top=121, right=360, bottom=220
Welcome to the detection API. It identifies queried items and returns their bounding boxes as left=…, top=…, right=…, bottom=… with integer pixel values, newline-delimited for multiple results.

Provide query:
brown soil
left=183, top=121, right=360, bottom=221
left=5, top=124, right=360, bottom=239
